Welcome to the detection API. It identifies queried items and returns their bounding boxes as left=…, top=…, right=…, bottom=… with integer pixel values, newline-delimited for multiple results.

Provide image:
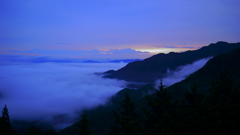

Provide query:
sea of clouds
left=0, top=56, right=212, bottom=129
left=0, top=62, right=127, bottom=128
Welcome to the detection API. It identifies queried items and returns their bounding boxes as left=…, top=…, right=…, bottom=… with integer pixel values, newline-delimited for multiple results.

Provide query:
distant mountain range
left=30, top=59, right=142, bottom=63
left=103, top=41, right=240, bottom=83
left=1, top=55, right=142, bottom=64
left=82, top=59, right=142, bottom=63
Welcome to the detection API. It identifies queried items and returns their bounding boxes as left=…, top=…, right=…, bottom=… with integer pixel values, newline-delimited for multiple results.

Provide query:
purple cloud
left=155, top=46, right=199, bottom=49
left=107, top=48, right=149, bottom=54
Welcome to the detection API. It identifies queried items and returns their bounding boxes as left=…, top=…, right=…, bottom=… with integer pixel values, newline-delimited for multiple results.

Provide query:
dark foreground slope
left=58, top=84, right=154, bottom=135
left=104, top=41, right=240, bottom=83
left=59, top=47, right=240, bottom=135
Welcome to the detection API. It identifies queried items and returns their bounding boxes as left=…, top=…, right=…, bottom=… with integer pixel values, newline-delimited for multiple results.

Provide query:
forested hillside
left=59, top=47, right=240, bottom=135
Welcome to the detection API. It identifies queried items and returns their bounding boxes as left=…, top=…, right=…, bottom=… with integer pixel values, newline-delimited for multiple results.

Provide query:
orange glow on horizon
left=134, top=47, right=196, bottom=54
left=133, top=44, right=204, bottom=54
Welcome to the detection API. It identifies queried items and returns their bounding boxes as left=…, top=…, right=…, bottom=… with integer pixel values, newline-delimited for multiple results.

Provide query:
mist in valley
left=0, top=62, right=127, bottom=128
left=0, top=57, right=212, bottom=129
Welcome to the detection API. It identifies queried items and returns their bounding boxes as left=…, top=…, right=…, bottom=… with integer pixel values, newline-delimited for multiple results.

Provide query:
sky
left=1, top=0, right=240, bottom=59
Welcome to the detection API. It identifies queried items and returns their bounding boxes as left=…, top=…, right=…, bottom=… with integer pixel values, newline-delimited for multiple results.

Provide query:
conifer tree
left=109, top=92, right=141, bottom=135
left=77, top=111, right=91, bottom=135
left=178, top=85, right=206, bottom=134
left=2, top=105, right=10, bottom=123
left=144, top=80, right=174, bottom=134
left=207, top=70, right=239, bottom=134
left=183, top=84, right=204, bottom=109
left=0, top=105, right=15, bottom=135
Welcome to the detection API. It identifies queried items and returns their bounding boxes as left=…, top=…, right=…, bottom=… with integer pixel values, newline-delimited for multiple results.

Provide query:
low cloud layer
left=155, top=57, right=212, bottom=88
left=0, top=62, right=127, bottom=128
left=5, top=48, right=150, bottom=59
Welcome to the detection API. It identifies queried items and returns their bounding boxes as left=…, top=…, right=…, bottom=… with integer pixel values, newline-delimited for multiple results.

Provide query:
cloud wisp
left=0, top=62, right=127, bottom=128
left=155, top=57, right=212, bottom=88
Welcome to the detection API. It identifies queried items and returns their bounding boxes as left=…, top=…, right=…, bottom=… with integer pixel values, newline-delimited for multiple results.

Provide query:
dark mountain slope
left=58, top=84, right=154, bottom=135
left=59, top=44, right=240, bottom=135
left=104, top=41, right=240, bottom=83
left=167, top=47, right=240, bottom=100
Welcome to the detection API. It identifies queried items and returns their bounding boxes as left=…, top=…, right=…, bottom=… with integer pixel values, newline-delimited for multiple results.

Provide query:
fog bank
left=0, top=62, right=127, bottom=128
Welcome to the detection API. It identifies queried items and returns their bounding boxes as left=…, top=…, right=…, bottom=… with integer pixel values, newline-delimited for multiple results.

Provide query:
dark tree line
left=109, top=71, right=240, bottom=135
left=0, top=105, right=58, bottom=135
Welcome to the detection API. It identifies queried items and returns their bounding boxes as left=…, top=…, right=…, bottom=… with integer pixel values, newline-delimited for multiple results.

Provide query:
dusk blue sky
left=1, top=0, right=239, bottom=59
